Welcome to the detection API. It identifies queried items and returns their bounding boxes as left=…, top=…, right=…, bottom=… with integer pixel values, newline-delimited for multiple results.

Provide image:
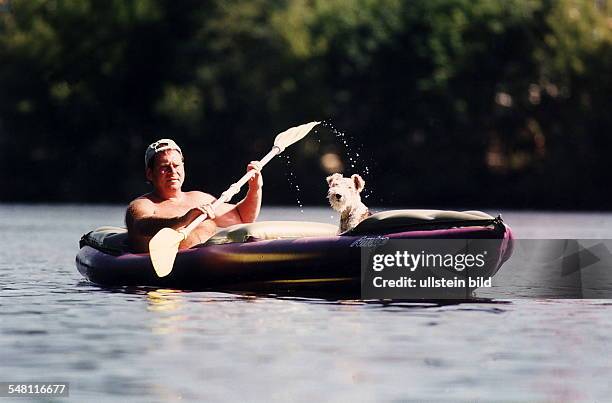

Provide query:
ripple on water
left=3, top=205, right=612, bottom=401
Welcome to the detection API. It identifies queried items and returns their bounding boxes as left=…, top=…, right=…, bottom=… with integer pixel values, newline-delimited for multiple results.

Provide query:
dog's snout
left=334, top=194, right=342, bottom=201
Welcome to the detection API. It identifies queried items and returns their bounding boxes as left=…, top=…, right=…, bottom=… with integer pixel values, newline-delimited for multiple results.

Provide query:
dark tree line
left=1, top=0, right=611, bottom=209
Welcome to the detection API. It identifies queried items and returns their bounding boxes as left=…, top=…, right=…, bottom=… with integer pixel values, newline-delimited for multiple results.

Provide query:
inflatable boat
left=76, top=210, right=514, bottom=297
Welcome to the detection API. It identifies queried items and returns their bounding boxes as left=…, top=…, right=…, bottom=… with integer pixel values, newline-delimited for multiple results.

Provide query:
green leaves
left=1, top=0, right=612, bottom=207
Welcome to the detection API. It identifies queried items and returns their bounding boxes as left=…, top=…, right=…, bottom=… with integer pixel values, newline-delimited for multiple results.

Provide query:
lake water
left=1, top=204, right=612, bottom=402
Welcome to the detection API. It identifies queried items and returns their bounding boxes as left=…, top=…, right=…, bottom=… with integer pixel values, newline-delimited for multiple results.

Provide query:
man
left=126, top=139, right=262, bottom=253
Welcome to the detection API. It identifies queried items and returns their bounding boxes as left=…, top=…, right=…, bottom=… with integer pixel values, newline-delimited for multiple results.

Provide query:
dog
left=326, top=173, right=371, bottom=233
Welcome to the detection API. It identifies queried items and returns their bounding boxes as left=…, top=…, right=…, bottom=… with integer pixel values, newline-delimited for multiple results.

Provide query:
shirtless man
left=126, top=139, right=262, bottom=253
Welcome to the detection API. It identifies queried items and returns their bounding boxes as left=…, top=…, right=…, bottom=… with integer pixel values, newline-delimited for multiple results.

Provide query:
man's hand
left=186, top=203, right=216, bottom=223
left=197, top=203, right=216, bottom=220
left=247, top=161, right=263, bottom=190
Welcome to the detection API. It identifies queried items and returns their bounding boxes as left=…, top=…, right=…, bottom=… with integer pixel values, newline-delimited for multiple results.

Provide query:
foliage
left=0, top=0, right=611, bottom=208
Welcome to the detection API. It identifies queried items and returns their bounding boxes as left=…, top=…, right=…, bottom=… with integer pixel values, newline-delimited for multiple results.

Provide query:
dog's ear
left=352, top=174, right=365, bottom=192
left=326, top=173, right=342, bottom=185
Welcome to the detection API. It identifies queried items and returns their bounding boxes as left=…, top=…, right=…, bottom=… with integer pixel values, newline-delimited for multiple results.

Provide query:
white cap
left=145, top=139, right=182, bottom=168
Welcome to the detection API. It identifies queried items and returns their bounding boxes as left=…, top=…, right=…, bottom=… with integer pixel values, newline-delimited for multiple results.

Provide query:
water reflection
left=145, top=289, right=187, bottom=336
left=92, top=281, right=511, bottom=309
left=146, top=289, right=184, bottom=312
left=5, top=205, right=612, bottom=400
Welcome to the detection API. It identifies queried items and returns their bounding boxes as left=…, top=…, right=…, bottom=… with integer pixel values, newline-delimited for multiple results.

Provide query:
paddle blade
left=273, top=121, right=320, bottom=152
left=149, top=227, right=185, bottom=277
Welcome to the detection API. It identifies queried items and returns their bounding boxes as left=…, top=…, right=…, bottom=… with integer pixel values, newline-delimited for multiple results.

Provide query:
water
left=320, top=121, right=373, bottom=200
left=282, top=155, right=305, bottom=214
left=1, top=205, right=612, bottom=402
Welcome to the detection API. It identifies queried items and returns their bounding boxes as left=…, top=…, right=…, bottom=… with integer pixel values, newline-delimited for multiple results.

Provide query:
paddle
left=149, top=121, right=320, bottom=277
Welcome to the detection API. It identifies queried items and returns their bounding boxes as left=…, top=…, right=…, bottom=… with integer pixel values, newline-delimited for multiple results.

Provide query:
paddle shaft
left=181, top=146, right=280, bottom=236
left=148, top=121, right=319, bottom=277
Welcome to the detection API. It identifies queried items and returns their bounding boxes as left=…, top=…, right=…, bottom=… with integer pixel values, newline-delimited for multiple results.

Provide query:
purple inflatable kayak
left=76, top=210, right=513, bottom=296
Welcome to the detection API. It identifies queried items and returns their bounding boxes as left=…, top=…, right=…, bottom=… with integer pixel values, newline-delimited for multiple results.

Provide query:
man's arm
left=125, top=198, right=204, bottom=237
left=235, top=161, right=262, bottom=223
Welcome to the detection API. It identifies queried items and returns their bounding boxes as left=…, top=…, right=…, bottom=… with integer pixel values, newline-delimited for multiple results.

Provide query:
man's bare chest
left=152, top=194, right=203, bottom=217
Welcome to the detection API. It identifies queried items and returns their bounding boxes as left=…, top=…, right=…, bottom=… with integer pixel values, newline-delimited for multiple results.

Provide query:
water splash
left=320, top=120, right=374, bottom=200
left=283, top=154, right=304, bottom=214
left=281, top=120, right=375, bottom=210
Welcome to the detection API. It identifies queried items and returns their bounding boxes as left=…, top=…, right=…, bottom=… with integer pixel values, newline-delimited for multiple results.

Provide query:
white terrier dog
left=326, top=173, right=370, bottom=233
